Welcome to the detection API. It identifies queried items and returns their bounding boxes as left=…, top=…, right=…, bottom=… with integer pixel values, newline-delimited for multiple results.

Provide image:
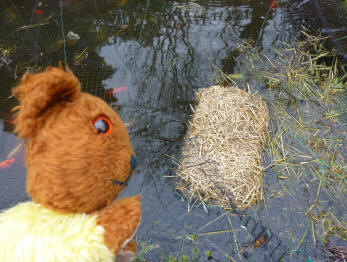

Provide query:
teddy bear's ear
left=12, top=65, right=81, bottom=139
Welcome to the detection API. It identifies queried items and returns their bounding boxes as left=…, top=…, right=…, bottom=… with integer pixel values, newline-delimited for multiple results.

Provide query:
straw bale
left=176, top=86, right=269, bottom=209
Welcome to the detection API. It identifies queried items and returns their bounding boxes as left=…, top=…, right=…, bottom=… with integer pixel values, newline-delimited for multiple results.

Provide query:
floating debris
left=251, top=232, right=269, bottom=248
left=120, top=24, right=129, bottom=30
left=7, top=141, right=24, bottom=160
left=67, top=31, right=80, bottom=40
left=0, top=47, right=15, bottom=67
left=176, top=2, right=206, bottom=13
left=231, top=29, right=346, bottom=245
left=17, top=15, right=53, bottom=31
left=73, top=48, right=88, bottom=66
left=0, top=56, right=12, bottom=67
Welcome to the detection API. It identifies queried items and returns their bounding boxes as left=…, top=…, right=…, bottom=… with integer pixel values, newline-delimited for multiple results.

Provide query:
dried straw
left=176, top=86, right=269, bottom=209
left=320, top=246, right=347, bottom=262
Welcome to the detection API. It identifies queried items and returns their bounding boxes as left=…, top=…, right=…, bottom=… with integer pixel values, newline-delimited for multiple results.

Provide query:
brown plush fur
left=12, top=65, right=141, bottom=258
left=96, top=195, right=141, bottom=253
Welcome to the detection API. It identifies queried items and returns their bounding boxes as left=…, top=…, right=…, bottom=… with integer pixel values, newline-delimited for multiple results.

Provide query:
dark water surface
left=0, top=0, right=346, bottom=261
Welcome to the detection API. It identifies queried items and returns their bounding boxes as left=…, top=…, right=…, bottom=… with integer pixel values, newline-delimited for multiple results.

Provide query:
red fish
left=0, top=158, right=15, bottom=169
left=4, top=119, right=14, bottom=124
left=175, top=23, right=186, bottom=30
left=242, top=0, right=249, bottom=3
left=1, top=113, right=14, bottom=124
left=270, top=0, right=278, bottom=9
left=106, top=86, right=129, bottom=95
left=33, top=9, right=44, bottom=15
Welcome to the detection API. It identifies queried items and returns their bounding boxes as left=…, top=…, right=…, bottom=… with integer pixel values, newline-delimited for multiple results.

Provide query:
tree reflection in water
left=0, top=0, right=331, bottom=261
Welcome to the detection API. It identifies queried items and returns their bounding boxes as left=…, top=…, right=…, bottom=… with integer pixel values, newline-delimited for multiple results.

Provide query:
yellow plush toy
left=0, top=66, right=141, bottom=262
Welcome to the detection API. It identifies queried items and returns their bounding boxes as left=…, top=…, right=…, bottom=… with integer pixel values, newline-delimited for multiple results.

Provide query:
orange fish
left=0, top=158, right=15, bottom=169
left=270, top=0, right=278, bottom=9
left=33, top=9, right=44, bottom=15
left=106, top=86, right=129, bottom=95
left=4, top=119, right=14, bottom=124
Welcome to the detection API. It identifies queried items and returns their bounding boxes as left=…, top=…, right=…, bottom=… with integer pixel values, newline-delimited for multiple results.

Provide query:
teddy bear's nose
left=130, top=155, right=137, bottom=170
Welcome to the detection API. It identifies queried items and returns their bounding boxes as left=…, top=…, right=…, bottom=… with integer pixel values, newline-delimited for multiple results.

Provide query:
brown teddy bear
left=0, top=65, right=141, bottom=262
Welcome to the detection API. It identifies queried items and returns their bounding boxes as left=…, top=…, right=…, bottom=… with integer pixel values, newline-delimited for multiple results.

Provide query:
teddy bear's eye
left=93, top=116, right=113, bottom=135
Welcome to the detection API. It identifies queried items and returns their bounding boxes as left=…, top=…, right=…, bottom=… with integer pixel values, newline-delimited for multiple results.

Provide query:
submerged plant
left=134, top=240, right=157, bottom=262
left=217, top=28, right=346, bottom=247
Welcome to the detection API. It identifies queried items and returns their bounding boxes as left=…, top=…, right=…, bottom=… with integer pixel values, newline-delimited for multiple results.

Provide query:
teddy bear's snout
left=111, top=155, right=137, bottom=187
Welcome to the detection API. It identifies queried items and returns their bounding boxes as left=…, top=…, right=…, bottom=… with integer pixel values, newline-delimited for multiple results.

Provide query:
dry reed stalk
left=320, top=246, right=347, bottom=262
left=176, top=86, right=269, bottom=209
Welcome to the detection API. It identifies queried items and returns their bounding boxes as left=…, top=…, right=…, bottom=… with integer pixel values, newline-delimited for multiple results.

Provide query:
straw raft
left=176, top=86, right=269, bottom=209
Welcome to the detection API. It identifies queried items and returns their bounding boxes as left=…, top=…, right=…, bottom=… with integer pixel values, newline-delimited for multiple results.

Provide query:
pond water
left=0, top=0, right=346, bottom=261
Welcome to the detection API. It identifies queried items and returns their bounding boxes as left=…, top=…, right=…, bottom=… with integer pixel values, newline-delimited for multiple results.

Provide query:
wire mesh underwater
left=0, top=0, right=346, bottom=261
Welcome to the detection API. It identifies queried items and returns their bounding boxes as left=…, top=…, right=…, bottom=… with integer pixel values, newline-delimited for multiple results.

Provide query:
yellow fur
left=0, top=202, right=115, bottom=262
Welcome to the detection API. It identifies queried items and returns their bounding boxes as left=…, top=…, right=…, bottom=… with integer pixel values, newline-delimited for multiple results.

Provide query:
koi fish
left=1, top=113, right=14, bottom=124
left=0, top=158, right=15, bottom=169
left=175, top=23, right=186, bottom=30
left=33, top=9, right=44, bottom=15
left=4, top=119, right=14, bottom=124
left=0, top=113, right=12, bottom=117
left=106, top=86, right=129, bottom=95
left=270, top=0, right=278, bottom=9
left=242, top=0, right=249, bottom=3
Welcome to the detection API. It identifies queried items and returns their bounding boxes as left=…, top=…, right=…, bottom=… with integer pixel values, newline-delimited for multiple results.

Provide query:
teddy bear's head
left=12, top=66, right=137, bottom=213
